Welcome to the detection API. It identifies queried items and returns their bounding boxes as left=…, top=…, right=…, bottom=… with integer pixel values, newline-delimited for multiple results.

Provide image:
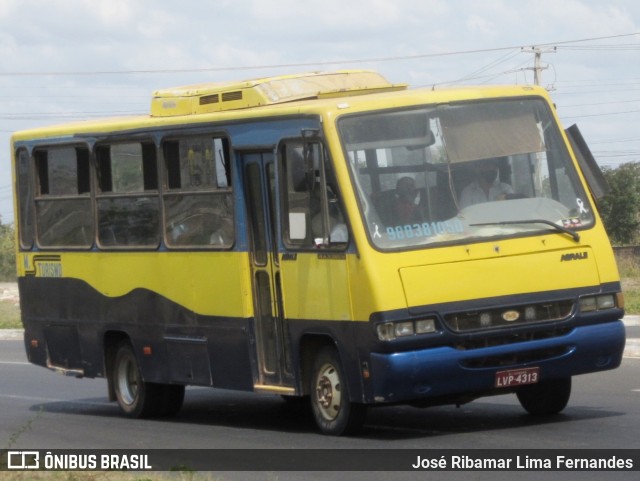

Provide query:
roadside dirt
left=0, top=282, right=19, bottom=306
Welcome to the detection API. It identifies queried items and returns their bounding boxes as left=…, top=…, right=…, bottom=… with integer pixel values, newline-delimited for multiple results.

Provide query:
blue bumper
left=368, top=321, right=626, bottom=404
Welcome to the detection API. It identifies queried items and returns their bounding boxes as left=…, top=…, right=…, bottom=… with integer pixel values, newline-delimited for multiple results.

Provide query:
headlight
left=579, top=296, right=597, bottom=312
left=376, top=323, right=396, bottom=341
left=415, top=318, right=437, bottom=334
left=596, top=294, right=615, bottom=310
left=579, top=293, right=618, bottom=313
left=394, top=321, right=414, bottom=337
left=376, top=318, right=438, bottom=341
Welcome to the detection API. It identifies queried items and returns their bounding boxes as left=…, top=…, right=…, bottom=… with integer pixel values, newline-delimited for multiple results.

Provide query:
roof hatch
left=150, top=70, right=407, bottom=117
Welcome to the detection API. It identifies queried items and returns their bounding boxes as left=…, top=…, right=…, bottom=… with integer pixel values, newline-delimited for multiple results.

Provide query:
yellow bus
left=11, top=70, right=626, bottom=435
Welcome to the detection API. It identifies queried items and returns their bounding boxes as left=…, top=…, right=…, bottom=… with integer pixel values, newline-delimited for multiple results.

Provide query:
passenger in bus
left=459, top=158, right=513, bottom=209
left=391, top=176, right=423, bottom=224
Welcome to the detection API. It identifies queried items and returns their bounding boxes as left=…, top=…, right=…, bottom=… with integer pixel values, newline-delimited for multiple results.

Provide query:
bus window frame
left=95, top=139, right=162, bottom=250
left=32, top=143, right=94, bottom=250
left=277, top=136, right=349, bottom=252
left=15, top=147, right=35, bottom=250
left=161, top=133, right=235, bottom=250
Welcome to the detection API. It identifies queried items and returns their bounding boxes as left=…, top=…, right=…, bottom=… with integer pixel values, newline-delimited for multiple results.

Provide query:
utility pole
left=521, top=46, right=556, bottom=86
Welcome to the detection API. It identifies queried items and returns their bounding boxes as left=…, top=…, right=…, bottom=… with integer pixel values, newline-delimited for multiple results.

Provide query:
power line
left=0, top=32, right=637, bottom=77
left=425, top=57, right=531, bottom=87
left=589, top=137, right=640, bottom=145
left=554, top=78, right=640, bottom=86
left=553, top=87, right=640, bottom=96
left=559, top=99, right=640, bottom=109
left=443, top=50, right=521, bottom=84
left=0, top=110, right=146, bottom=120
left=561, top=109, right=640, bottom=120
left=559, top=44, right=640, bottom=51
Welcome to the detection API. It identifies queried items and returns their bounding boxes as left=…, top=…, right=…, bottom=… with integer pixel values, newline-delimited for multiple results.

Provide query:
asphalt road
left=1, top=334, right=639, bottom=481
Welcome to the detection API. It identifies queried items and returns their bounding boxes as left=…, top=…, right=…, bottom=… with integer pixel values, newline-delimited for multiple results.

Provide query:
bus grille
left=460, top=345, right=571, bottom=368
left=453, top=326, right=572, bottom=351
left=444, top=300, right=574, bottom=332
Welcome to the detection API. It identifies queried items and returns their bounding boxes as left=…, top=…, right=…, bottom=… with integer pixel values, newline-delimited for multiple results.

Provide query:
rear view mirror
left=565, top=124, right=610, bottom=200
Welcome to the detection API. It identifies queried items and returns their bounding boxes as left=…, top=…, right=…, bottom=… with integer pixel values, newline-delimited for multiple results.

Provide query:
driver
left=459, top=158, right=513, bottom=209
left=391, top=176, right=422, bottom=224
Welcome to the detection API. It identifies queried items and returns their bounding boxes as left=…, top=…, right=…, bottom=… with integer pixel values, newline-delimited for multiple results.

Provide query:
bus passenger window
left=162, top=135, right=234, bottom=248
left=16, top=148, right=35, bottom=249
left=96, top=142, right=161, bottom=248
left=33, top=146, right=93, bottom=248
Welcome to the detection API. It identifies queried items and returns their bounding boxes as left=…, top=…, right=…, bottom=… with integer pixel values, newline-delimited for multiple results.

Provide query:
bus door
left=275, top=139, right=352, bottom=352
left=241, top=151, right=294, bottom=392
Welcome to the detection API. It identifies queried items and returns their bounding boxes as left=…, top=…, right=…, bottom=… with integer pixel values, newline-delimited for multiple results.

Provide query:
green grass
left=0, top=473, right=230, bottom=481
left=618, top=256, right=640, bottom=315
left=625, top=290, right=640, bottom=314
left=0, top=300, right=21, bottom=329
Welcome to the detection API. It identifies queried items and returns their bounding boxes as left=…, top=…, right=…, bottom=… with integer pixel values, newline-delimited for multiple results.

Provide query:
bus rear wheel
left=112, top=341, right=162, bottom=418
left=310, top=346, right=366, bottom=435
left=516, top=377, right=572, bottom=416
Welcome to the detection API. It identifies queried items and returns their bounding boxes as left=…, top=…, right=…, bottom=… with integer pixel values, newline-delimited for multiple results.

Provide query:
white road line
left=0, top=361, right=31, bottom=365
left=0, top=394, right=64, bottom=403
left=0, top=393, right=111, bottom=407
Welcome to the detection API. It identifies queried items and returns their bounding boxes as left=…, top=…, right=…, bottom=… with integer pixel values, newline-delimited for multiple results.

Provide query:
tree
left=0, top=221, right=16, bottom=281
left=598, top=162, right=640, bottom=245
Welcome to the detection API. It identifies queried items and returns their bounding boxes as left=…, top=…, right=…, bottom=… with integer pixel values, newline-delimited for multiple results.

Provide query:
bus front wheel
left=310, top=346, right=366, bottom=435
left=516, top=377, right=572, bottom=416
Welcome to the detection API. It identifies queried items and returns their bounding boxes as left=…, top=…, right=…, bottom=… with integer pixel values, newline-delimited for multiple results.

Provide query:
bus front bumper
left=368, top=320, right=625, bottom=404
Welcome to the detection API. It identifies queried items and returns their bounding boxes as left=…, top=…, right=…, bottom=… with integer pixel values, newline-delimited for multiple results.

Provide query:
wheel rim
left=116, top=352, right=139, bottom=406
left=315, top=362, right=342, bottom=421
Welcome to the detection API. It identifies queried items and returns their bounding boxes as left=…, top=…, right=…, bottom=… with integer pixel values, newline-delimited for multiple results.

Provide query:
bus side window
left=279, top=140, right=348, bottom=249
left=33, top=146, right=93, bottom=248
left=162, top=135, right=234, bottom=248
left=16, top=148, right=35, bottom=249
left=96, top=142, right=161, bottom=248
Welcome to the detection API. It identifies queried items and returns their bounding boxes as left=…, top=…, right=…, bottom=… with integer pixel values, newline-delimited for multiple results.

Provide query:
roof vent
left=222, top=91, right=243, bottom=102
left=150, top=70, right=407, bottom=117
left=199, top=94, right=219, bottom=105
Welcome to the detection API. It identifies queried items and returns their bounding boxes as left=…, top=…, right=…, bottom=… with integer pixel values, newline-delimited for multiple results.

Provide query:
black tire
left=281, top=394, right=309, bottom=405
left=157, top=384, right=185, bottom=417
left=310, top=346, right=366, bottom=435
left=517, top=377, right=572, bottom=416
left=112, top=341, right=162, bottom=418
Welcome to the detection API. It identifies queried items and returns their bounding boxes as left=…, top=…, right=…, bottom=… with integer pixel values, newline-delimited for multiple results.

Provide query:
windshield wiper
left=470, top=219, right=580, bottom=242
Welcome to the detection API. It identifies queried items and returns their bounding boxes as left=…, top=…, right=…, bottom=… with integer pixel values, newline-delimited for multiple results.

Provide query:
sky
left=1, top=0, right=639, bottom=224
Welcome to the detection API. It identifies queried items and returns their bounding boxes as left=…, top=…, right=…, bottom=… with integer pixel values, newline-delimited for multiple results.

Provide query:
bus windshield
left=339, top=98, right=594, bottom=250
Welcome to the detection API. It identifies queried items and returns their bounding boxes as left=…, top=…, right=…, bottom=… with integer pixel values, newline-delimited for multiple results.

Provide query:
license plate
left=495, top=367, right=540, bottom=388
